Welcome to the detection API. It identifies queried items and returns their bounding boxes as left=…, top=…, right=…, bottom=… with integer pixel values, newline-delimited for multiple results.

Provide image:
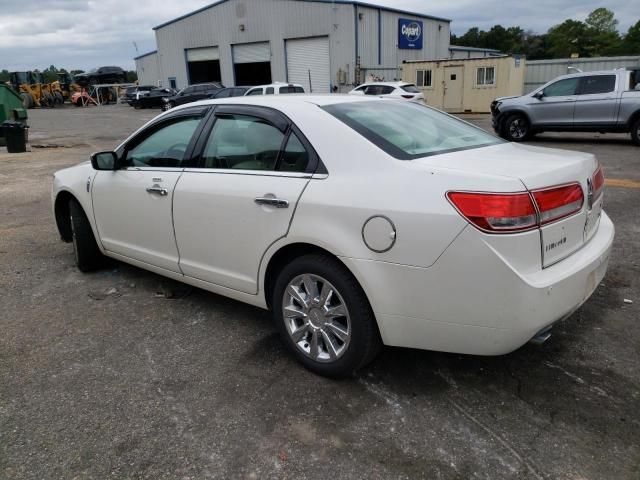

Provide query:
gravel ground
left=1, top=103, right=639, bottom=479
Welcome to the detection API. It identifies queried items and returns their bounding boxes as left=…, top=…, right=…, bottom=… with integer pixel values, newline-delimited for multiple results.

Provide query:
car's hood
left=494, top=95, right=520, bottom=102
left=412, top=142, right=597, bottom=191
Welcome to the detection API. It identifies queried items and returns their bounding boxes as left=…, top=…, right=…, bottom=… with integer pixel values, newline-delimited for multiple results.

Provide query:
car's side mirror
left=91, top=151, right=118, bottom=171
left=533, top=91, right=544, bottom=100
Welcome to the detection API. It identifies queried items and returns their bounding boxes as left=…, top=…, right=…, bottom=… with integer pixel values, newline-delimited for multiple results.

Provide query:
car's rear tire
left=272, top=254, right=381, bottom=378
left=502, top=114, right=532, bottom=142
left=162, top=101, right=174, bottom=111
left=631, top=118, right=640, bottom=146
left=69, top=199, right=104, bottom=272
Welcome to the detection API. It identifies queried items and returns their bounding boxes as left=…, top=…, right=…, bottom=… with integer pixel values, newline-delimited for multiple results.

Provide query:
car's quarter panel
left=91, top=170, right=183, bottom=272
left=340, top=212, right=613, bottom=354
left=173, top=171, right=309, bottom=294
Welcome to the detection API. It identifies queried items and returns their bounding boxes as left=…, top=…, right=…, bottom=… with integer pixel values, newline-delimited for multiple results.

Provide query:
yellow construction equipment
left=9, top=71, right=57, bottom=108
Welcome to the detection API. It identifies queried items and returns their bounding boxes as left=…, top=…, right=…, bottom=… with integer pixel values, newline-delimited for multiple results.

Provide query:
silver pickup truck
left=491, top=68, right=640, bottom=146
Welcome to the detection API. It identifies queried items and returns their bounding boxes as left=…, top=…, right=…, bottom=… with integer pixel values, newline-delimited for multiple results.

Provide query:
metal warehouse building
left=134, top=0, right=451, bottom=93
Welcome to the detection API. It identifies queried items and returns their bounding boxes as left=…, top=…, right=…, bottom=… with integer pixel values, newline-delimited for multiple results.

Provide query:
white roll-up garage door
left=232, top=42, right=271, bottom=64
left=186, top=47, right=219, bottom=62
left=286, top=37, right=330, bottom=93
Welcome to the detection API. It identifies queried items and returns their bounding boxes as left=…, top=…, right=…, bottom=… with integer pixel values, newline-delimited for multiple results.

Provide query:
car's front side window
left=124, top=115, right=203, bottom=168
left=202, top=114, right=285, bottom=170
left=543, top=78, right=579, bottom=97
left=246, top=89, right=263, bottom=96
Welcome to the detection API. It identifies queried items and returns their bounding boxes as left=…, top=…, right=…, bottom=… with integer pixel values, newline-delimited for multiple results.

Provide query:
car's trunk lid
left=415, top=142, right=601, bottom=268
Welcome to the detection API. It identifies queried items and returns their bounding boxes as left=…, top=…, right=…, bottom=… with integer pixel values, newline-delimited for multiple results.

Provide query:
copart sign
left=398, top=18, right=423, bottom=49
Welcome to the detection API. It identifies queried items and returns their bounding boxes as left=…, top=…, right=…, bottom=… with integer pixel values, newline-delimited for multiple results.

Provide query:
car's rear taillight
left=592, top=166, right=604, bottom=202
left=401, top=94, right=415, bottom=99
left=532, top=183, right=584, bottom=225
left=447, top=192, right=538, bottom=232
left=448, top=183, right=585, bottom=234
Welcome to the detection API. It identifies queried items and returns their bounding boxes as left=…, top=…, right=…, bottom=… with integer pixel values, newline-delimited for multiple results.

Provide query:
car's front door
left=529, top=77, right=579, bottom=127
left=574, top=74, right=618, bottom=126
left=173, top=106, right=316, bottom=294
left=92, top=109, right=208, bottom=272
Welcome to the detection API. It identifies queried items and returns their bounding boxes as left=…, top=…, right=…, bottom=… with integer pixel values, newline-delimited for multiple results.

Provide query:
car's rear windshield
left=323, top=101, right=502, bottom=159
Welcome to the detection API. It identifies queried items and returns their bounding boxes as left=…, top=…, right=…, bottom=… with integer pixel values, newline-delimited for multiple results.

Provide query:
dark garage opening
left=187, top=60, right=221, bottom=84
left=234, top=62, right=272, bottom=86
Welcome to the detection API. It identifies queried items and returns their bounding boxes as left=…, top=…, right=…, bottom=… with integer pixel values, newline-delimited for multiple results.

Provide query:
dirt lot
left=1, top=104, right=639, bottom=479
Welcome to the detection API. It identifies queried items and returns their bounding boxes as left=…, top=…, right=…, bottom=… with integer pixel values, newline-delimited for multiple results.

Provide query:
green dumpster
left=0, top=84, right=29, bottom=148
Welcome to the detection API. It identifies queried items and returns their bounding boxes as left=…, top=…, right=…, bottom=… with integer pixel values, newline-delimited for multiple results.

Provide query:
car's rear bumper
left=341, top=212, right=614, bottom=355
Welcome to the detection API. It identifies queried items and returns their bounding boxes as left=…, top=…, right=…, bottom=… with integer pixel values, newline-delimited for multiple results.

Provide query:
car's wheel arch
left=627, top=109, right=640, bottom=131
left=262, top=242, right=372, bottom=312
left=54, top=190, right=77, bottom=242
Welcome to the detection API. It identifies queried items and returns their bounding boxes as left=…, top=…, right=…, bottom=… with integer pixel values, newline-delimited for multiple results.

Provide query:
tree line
left=451, top=8, right=640, bottom=59
left=0, top=65, right=138, bottom=84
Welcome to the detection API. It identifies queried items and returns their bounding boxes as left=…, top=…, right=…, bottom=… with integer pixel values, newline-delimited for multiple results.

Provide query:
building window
left=416, top=69, right=432, bottom=87
left=476, top=67, right=496, bottom=86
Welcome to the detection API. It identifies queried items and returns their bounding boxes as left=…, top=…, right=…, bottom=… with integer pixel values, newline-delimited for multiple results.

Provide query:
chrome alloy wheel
left=509, top=117, right=527, bottom=139
left=282, top=274, right=351, bottom=363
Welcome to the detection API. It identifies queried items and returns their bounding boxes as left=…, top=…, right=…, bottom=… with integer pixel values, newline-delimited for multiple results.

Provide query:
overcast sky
left=1, top=0, right=637, bottom=72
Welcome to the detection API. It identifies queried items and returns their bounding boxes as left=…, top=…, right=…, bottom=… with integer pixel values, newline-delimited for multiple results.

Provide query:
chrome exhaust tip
left=530, top=327, right=552, bottom=346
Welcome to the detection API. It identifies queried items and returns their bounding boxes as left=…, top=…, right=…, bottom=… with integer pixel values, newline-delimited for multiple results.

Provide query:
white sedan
left=52, top=96, right=613, bottom=377
left=348, top=81, right=425, bottom=102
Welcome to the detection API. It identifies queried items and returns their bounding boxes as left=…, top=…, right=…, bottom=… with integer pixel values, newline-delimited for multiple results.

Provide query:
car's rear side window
left=401, top=84, right=420, bottom=93
left=202, top=114, right=285, bottom=170
left=580, top=75, right=616, bottom=95
left=323, top=101, right=502, bottom=160
left=279, top=86, right=304, bottom=94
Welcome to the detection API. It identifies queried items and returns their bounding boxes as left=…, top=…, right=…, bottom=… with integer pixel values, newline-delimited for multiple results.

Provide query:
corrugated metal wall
left=525, top=56, right=640, bottom=92
left=152, top=0, right=450, bottom=90
left=356, top=5, right=449, bottom=81
left=135, top=52, right=161, bottom=86
left=154, top=0, right=355, bottom=90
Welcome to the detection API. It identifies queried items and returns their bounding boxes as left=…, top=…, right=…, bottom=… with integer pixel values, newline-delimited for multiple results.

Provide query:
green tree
left=584, top=8, right=622, bottom=56
left=623, top=20, right=640, bottom=54
left=0, top=69, right=9, bottom=83
left=126, top=71, right=138, bottom=83
left=547, top=19, right=591, bottom=58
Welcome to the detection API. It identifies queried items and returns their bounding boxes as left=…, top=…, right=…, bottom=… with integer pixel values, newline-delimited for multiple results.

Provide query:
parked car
left=132, top=88, right=177, bottom=109
left=491, top=68, right=640, bottom=145
left=208, top=87, right=251, bottom=99
left=348, top=81, right=425, bottom=103
left=74, top=67, right=127, bottom=86
left=162, top=82, right=224, bottom=110
left=244, top=83, right=305, bottom=95
left=52, top=96, right=613, bottom=377
left=122, top=85, right=156, bottom=105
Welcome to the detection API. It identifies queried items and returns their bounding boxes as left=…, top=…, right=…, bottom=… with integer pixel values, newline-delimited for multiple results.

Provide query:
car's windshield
left=323, top=101, right=502, bottom=159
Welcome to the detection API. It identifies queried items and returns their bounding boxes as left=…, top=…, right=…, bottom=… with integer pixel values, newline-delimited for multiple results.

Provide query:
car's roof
left=248, top=82, right=304, bottom=88
left=357, top=81, right=412, bottom=87
left=171, top=94, right=385, bottom=111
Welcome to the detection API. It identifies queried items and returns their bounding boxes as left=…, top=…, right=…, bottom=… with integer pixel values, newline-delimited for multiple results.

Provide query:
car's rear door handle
left=254, top=197, right=289, bottom=208
left=146, top=186, right=168, bottom=196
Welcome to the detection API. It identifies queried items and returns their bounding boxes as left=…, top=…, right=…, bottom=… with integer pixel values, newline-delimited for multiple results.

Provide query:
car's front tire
left=69, top=199, right=104, bottom=272
left=162, top=101, right=174, bottom=112
left=272, top=254, right=381, bottom=377
left=502, top=114, right=532, bottom=142
left=631, top=118, right=640, bottom=146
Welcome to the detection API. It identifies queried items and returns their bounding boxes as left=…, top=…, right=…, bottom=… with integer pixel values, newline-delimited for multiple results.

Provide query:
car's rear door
left=173, top=105, right=317, bottom=294
left=574, top=74, right=618, bottom=127
left=91, top=107, right=208, bottom=272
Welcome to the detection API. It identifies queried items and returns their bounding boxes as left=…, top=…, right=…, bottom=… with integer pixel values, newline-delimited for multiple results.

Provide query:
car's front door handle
left=254, top=197, right=289, bottom=208
left=146, top=186, right=168, bottom=196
